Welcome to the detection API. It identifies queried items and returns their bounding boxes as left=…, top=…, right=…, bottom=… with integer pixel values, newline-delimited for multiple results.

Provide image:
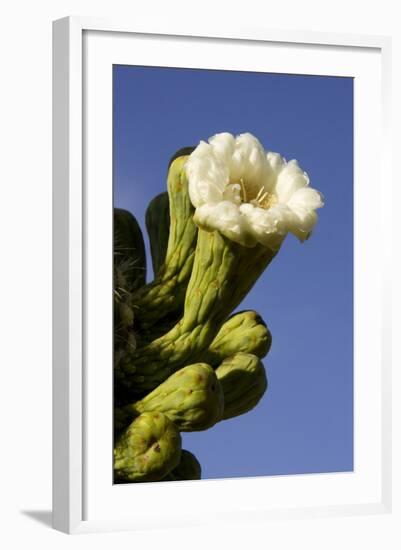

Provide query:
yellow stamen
left=239, top=178, right=247, bottom=203
left=251, top=185, right=277, bottom=210
left=255, top=187, right=264, bottom=201
left=229, top=180, right=277, bottom=209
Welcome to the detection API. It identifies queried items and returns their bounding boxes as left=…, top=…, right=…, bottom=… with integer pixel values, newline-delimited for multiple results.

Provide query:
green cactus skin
left=131, top=154, right=198, bottom=332
left=162, top=450, right=201, bottom=481
left=114, top=411, right=181, bottom=483
left=215, top=353, right=268, bottom=420
left=114, top=208, right=147, bottom=292
left=122, top=229, right=277, bottom=392
left=117, top=363, right=224, bottom=432
left=202, top=310, right=272, bottom=367
left=144, top=146, right=196, bottom=279
left=145, top=192, right=170, bottom=276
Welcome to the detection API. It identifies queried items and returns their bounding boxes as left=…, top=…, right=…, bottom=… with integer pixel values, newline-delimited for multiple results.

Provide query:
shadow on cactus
left=113, top=132, right=324, bottom=483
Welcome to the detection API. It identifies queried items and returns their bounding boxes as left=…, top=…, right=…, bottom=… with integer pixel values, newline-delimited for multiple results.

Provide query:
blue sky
left=113, top=65, right=353, bottom=479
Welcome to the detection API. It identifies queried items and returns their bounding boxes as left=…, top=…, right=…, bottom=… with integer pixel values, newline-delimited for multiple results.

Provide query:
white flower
left=185, top=132, right=324, bottom=249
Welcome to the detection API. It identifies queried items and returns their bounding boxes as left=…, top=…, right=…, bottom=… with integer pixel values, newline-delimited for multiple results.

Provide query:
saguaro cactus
left=113, top=133, right=324, bottom=482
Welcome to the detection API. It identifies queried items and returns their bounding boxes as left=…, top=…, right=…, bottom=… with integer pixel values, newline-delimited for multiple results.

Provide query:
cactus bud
left=163, top=450, right=202, bottom=481
left=118, top=363, right=224, bottom=432
left=114, top=411, right=181, bottom=482
left=203, top=310, right=272, bottom=366
left=216, top=353, right=267, bottom=420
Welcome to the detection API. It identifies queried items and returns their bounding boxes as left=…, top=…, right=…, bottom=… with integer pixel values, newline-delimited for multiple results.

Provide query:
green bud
left=216, top=353, right=268, bottom=420
left=163, top=450, right=201, bottom=481
left=119, top=363, right=224, bottom=432
left=203, top=310, right=272, bottom=366
left=114, top=411, right=181, bottom=482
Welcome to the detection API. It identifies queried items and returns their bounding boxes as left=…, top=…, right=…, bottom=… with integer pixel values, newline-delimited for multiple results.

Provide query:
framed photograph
left=52, top=17, right=393, bottom=535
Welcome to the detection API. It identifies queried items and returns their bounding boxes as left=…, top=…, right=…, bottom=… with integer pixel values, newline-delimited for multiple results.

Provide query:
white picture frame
left=52, top=16, right=393, bottom=535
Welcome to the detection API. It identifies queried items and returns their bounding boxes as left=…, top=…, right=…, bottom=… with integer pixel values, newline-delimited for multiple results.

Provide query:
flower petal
left=239, top=203, right=288, bottom=249
left=194, top=202, right=255, bottom=247
left=289, top=207, right=318, bottom=240
left=209, top=132, right=236, bottom=166
left=288, top=187, right=324, bottom=211
left=186, top=141, right=229, bottom=207
left=229, top=133, right=273, bottom=194
left=266, top=151, right=285, bottom=174
left=275, top=160, right=309, bottom=203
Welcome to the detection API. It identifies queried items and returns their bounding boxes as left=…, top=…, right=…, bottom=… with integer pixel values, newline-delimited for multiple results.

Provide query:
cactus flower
left=185, top=132, right=324, bottom=248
